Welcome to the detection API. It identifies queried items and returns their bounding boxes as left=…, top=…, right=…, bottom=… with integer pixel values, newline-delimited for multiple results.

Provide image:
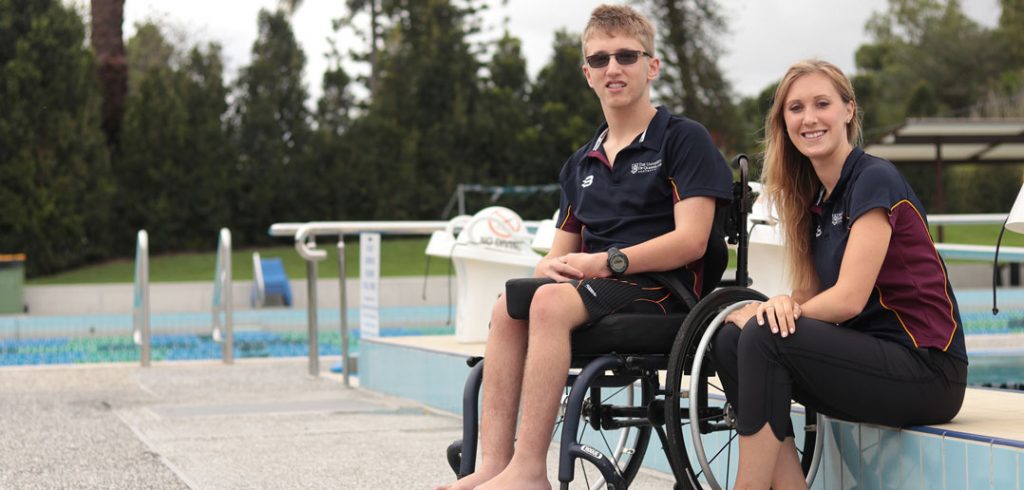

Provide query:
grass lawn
left=27, top=237, right=455, bottom=285
left=26, top=224, right=1019, bottom=285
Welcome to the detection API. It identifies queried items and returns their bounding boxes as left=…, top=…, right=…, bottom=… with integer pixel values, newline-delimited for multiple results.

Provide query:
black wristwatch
left=606, top=247, right=629, bottom=276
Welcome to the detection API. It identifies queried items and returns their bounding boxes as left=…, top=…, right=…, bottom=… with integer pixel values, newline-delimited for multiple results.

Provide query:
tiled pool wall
left=361, top=338, right=1024, bottom=490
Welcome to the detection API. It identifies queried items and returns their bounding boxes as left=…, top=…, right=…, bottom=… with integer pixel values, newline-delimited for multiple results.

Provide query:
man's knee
left=528, top=283, right=584, bottom=328
left=489, top=295, right=523, bottom=333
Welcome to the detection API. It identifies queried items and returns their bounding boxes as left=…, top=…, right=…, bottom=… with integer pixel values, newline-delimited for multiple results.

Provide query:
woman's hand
left=755, top=295, right=802, bottom=337
left=536, top=255, right=584, bottom=282
left=725, top=302, right=761, bottom=329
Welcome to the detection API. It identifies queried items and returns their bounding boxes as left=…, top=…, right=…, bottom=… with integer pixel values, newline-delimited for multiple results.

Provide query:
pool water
left=0, top=327, right=453, bottom=366
left=967, top=354, right=1024, bottom=389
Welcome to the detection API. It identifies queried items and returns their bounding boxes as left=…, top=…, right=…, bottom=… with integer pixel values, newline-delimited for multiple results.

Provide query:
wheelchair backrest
left=701, top=217, right=729, bottom=297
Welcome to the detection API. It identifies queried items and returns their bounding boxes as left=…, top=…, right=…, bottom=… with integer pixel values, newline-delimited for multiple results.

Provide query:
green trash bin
left=0, top=253, right=26, bottom=314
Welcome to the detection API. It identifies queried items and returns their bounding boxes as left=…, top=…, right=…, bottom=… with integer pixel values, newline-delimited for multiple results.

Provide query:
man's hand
left=562, top=252, right=612, bottom=279
left=724, top=302, right=760, bottom=329
left=536, top=255, right=585, bottom=282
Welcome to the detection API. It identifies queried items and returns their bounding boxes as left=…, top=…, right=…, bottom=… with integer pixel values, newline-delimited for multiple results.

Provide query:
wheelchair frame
left=445, top=155, right=823, bottom=489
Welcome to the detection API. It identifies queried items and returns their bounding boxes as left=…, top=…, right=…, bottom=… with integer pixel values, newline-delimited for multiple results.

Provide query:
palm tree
left=91, top=0, right=127, bottom=147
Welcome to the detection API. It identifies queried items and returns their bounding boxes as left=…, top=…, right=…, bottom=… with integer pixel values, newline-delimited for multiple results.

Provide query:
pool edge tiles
left=360, top=336, right=485, bottom=414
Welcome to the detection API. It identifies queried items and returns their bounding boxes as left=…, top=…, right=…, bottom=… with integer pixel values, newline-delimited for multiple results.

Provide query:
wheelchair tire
left=663, top=287, right=823, bottom=490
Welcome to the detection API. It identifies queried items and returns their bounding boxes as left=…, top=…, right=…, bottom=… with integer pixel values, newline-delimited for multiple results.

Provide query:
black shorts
left=569, top=274, right=687, bottom=322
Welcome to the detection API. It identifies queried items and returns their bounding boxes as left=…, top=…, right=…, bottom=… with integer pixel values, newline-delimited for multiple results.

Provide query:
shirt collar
left=816, top=147, right=864, bottom=204
left=810, top=147, right=863, bottom=213
left=580, top=105, right=670, bottom=162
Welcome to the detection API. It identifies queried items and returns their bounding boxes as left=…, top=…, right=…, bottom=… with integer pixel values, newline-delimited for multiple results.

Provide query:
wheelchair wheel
left=663, top=288, right=823, bottom=490
left=553, top=372, right=653, bottom=489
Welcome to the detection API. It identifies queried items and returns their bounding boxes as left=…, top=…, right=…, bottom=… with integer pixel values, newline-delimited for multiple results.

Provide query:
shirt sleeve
left=847, top=162, right=907, bottom=225
left=557, top=158, right=582, bottom=233
left=664, top=120, right=733, bottom=204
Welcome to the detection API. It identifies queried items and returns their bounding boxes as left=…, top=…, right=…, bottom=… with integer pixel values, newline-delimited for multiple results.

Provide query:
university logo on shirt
left=832, top=212, right=844, bottom=226
left=630, top=159, right=662, bottom=174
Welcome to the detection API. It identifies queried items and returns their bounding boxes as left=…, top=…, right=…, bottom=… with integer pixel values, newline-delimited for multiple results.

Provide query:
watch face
left=610, top=254, right=627, bottom=273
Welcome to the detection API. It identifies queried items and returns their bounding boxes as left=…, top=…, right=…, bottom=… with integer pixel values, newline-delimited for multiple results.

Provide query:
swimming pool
left=2, top=300, right=1023, bottom=391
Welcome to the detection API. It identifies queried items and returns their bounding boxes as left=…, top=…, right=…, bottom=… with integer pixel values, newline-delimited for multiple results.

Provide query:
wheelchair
left=445, top=155, right=823, bottom=489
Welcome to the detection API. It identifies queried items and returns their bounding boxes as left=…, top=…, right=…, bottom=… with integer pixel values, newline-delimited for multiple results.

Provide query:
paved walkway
left=0, top=358, right=674, bottom=489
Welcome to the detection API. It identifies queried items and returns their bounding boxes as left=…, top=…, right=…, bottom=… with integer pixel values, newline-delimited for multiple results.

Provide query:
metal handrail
left=928, top=214, right=1006, bottom=225
left=271, top=221, right=452, bottom=383
left=212, top=228, right=234, bottom=364
left=132, top=230, right=151, bottom=367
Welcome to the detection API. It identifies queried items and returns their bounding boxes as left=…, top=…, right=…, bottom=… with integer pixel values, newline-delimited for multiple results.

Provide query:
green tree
left=125, top=21, right=174, bottom=95
left=530, top=30, right=603, bottom=171
left=857, top=0, right=1003, bottom=134
left=345, top=0, right=484, bottom=219
left=116, top=23, right=234, bottom=252
left=469, top=32, right=556, bottom=218
left=309, top=51, right=355, bottom=219
left=0, top=0, right=114, bottom=275
left=232, top=8, right=312, bottom=241
left=636, top=0, right=740, bottom=151
left=998, top=0, right=1024, bottom=67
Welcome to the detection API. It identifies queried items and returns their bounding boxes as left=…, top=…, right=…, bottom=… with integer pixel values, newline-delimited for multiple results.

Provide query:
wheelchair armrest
left=505, top=277, right=556, bottom=319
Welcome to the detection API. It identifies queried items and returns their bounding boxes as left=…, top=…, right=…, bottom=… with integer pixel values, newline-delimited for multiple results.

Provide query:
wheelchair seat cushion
left=571, top=312, right=686, bottom=355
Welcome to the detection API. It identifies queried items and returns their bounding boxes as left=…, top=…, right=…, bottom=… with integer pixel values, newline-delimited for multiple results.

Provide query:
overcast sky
left=123, top=0, right=1000, bottom=102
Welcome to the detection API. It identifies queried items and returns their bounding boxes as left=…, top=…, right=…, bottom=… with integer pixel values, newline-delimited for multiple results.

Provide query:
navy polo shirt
left=810, top=148, right=967, bottom=362
left=556, top=106, right=732, bottom=293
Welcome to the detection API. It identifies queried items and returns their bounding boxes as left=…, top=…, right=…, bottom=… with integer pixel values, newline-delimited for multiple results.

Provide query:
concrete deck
left=0, top=357, right=674, bottom=489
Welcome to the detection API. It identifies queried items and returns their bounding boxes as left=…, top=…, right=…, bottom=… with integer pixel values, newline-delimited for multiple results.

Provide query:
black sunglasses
left=585, top=50, right=651, bottom=68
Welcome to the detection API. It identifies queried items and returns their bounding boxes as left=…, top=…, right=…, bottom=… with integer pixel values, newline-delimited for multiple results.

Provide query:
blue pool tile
left=898, top=431, right=925, bottom=490
left=991, top=445, right=1017, bottom=490
left=966, top=441, right=990, bottom=489
left=919, top=433, right=947, bottom=489
left=944, top=438, right=968, bottom=490
left=816, top=419, right=843, bottom=490
left=879, top=429, right=901, bottom=489
left=838, top=420, right=862, bottom=489
left=860, top=425, right=882, bottom=490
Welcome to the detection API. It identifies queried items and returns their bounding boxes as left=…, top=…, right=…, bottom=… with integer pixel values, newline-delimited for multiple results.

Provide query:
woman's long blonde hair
left=760, top=59, right=862, bottom=292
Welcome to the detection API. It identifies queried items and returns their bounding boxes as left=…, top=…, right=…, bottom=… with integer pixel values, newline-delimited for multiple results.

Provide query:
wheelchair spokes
left=557, top=380, right=643, bottom=489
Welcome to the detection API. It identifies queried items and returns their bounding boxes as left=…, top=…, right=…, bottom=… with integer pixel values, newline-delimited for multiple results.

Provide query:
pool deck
left=0, top=357, right=675, bottom=489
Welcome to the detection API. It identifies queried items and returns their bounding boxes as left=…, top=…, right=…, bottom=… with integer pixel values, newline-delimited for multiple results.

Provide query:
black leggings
left=711, top=317, right=967, bottom=441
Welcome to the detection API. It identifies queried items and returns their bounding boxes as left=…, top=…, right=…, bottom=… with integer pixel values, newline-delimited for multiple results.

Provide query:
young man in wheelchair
left=437, top=5, right=732, bottom=489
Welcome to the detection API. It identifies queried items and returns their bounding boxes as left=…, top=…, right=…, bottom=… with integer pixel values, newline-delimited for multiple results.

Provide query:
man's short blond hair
left=581, top=4, right=656, bottom=57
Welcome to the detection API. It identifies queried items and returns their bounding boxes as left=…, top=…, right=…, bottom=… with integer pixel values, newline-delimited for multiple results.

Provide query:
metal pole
left=141, top=235, right=150, bottom=368
left=337, top=237, right=350, bottom=387
left=135, top=230, right=151, bottom=368
left=458, top=184, right=466, bottom=216
left=223, top=229, right=234, bottom=365
left=306, top=237, right=320, bottom=376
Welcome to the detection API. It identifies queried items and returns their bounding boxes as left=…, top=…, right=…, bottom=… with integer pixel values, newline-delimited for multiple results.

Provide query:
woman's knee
left=712, top=322, right=742, bottom=358
left=737, top=322, right=777, bottom=358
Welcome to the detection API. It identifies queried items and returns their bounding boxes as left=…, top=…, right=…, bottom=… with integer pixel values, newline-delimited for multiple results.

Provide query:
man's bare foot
left=475, top=461, right=550, bottom=490
left=434, top=466, right=501, bottom=490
